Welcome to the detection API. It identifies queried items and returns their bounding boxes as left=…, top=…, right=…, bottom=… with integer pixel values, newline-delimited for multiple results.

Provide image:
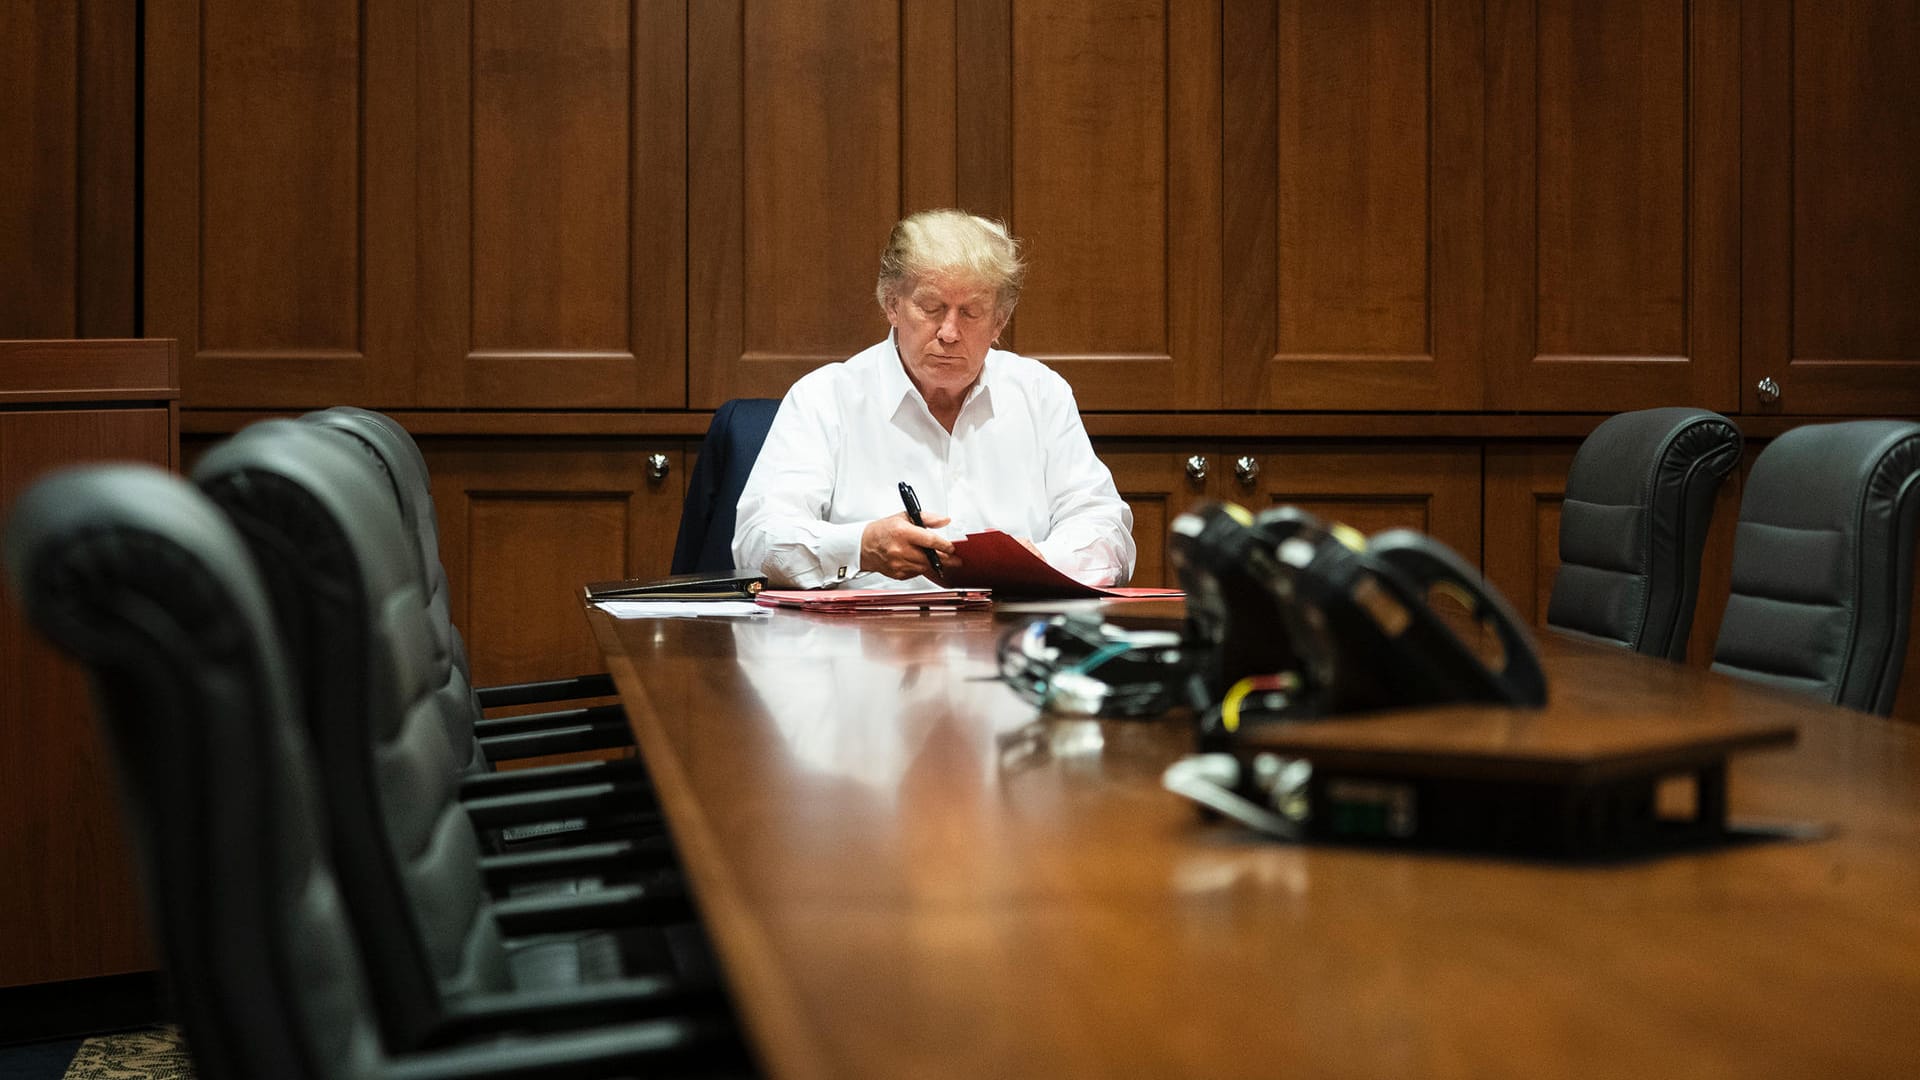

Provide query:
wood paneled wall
left=143, top=0, right=686, bottom=409
left=0, top=0, right=136, bottom=339
left=124, top=0, right=1920, bottom=419
left=13, top=2, right=1920, bottom=697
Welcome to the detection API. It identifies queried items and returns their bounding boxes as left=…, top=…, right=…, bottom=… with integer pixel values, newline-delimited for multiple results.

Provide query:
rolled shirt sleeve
left=1030, top=373, right=1135, bottom=586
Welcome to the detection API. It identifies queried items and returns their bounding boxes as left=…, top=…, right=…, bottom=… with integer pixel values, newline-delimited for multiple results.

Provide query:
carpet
left=59, top=1028, right=192, bottom=1080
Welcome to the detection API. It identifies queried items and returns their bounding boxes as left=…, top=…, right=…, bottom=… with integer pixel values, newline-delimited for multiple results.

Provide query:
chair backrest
left=298, top=405, right=490, bottom=777
left=1548, top=407, right=1742, bottom=660
left=191, top=421, right=513, bottom=1050
left=671, top=398, right=782, bottom=574
left=2, top=466, right=386, bottom=1080
left=1711, top=420, right=1920, bottom=715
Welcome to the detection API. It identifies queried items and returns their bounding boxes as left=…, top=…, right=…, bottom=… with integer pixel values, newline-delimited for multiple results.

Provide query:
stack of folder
left=754, top=588, right=992, bottom=614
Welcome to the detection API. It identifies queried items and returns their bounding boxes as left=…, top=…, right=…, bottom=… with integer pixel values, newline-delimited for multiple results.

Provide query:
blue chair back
left=671, top=398, right=782, bottom=573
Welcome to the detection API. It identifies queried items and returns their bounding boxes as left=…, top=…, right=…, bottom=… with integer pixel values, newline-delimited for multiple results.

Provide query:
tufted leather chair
left=671, top=398, right=782, bottom=574
left=1548, top=408, right=1742, bottom=660
left=1, top=466, right=721, bottom=1080
left=189, top=422, right=728, bottom=1054
left=1710, top=420, right=1920, bottom=715
left=298, top=406, right=632, bottom=774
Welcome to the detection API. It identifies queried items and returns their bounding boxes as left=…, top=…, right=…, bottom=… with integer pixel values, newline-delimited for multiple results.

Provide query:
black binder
left=584, top=570, right=767, bottom=600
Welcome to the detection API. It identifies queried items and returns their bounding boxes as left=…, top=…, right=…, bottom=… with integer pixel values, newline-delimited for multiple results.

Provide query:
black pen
left=897, top=481, right=945, bottom=577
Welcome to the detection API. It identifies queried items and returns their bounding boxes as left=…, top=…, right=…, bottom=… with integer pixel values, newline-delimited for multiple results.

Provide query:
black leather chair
left=209, top=410, right=659, bottom=858
left=1710, top=420, right=1920, bottom=715
left=671, top=398, right=782, bottom=574
left=298, top=405, right=632, bottom=773
left=1547, top=407, right=1742, bottom=660
left=1, top=466, right=725, bottom=1080
left=189, top=422, right=726, bottom=1053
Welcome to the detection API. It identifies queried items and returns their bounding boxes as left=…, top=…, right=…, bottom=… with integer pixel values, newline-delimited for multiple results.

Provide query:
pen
left=897, top=481, right=945, bottom=577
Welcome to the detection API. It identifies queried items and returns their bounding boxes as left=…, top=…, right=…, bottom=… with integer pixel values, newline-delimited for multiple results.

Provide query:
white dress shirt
left=732, top=335, right=1136, bottom=589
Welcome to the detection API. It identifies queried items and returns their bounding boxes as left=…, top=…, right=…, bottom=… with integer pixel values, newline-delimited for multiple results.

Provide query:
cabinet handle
left=646, top=453, right=671, bottom=481
left=1185, top=454, right=1209, bottom=484
left=1233, top=456, right=1260, bottom=487
left=1756, top=376, right=1782, bottom=405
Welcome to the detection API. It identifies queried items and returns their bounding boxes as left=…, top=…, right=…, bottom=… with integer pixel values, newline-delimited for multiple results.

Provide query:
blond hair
left=875, top=209, right=1027, bottom=320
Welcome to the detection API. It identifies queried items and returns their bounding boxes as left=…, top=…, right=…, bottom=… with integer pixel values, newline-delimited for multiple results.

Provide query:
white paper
left=594, top=600, right=770, bottom=619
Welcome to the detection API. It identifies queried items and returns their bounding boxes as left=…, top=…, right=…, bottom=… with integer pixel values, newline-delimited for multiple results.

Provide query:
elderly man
left=732, top=209, right=1135, bottom=589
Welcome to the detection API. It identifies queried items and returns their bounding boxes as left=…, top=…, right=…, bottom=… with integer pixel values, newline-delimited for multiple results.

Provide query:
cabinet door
left=0, top=407, right=171, bottom=987
left=1741, top=0, right=1920, bottom=415
left=1234, top=444, right=1482, bottom=563
left=0, top=0, right=137, bottom=339
left=990, top=0, right=1222, bottom=410
left=425, top=441, right=684, bottom=685
left=1221, top=0, right=1484, bottom=410
left=415, top=0, right=686, bottom=408
left=688, top=0, right=1221, bottom=410
left=687, top=0, right=949, bottom=406
left=146, top=0, right=417, bottom=407
left=1484, top=0, right=1740, bottom=412
left=1099, top=447, right=1211, bottom=588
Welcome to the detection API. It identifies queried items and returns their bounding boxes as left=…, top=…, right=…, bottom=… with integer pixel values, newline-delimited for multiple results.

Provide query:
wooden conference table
left=584, top=603, right=1920, bottom=1079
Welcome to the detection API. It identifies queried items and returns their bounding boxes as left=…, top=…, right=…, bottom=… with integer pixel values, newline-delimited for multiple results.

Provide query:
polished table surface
left=586, top=606, right=1920, bottom=1079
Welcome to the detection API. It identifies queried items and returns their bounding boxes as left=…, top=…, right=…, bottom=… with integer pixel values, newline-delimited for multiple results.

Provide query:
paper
left=938, top=530, right=1184, bottom=600
left=594, top=599, right=770, bottom=619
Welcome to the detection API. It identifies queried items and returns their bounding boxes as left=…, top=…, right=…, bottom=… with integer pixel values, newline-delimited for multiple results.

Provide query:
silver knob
left=1756, top=376, right=1781, bottom=405
left=1185, top=454, right=1209, bottom=483
left=1234, top=456, right=1260, bottom=486
left=646, top=453, right=670, bottom=481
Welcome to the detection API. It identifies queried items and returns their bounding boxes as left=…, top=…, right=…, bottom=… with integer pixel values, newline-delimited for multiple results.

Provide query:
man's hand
left=861, top=512, right=961, bottom=580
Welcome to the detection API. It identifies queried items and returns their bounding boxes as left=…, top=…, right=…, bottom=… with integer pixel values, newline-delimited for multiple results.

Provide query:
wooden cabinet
left=1221, top=0, right=1485, bottom=410
left=133, top=0, right=1920, bottom=419
left=0, top=0, right=137, bottom=341
left=1741, top=0, right=1920, bottom=416
left=0, top=339, right=178, bottom=989
left=686, top=0, right=1220, bottom=410
left=423, top=439, right=686, bottom=684
left=145, top=0, right=686, bottom=410
left=1102, top=441, right=1480, bottom=588
left=685, top=0, right=1752, bottom=416
left=1483, top=0, right=1741, bottom=412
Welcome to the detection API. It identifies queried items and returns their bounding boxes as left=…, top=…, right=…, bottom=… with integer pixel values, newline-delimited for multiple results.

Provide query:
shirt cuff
left=776, top=521, right=867, bottom=589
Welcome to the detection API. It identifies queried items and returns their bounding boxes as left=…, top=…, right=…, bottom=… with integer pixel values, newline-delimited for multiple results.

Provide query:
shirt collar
left=878, top=332, right=998, bottom=421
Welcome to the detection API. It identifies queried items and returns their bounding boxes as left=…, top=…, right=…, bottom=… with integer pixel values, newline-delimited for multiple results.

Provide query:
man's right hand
left=860, top=512, right=961, bottom=580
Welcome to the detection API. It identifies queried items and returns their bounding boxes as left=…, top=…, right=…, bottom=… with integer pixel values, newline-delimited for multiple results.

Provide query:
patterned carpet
left=0, top=1028, right=192, bottom=1080
left=60, top=1028, right=193, bottom=1080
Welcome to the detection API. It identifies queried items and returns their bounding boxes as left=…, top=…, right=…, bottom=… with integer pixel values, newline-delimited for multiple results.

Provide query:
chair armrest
left=477, top=722, right=633, bottom=763
left=472, top=703, right=626, bottom=738
left=478, top=836, right=676, bottom=890
left=491, top=881, right=695, bottom=936
left=462, top=779, right=660, bottom=832
left=460, top=756, right=651, bottom=799
left=474, top=673, right=618, bottom=710
left=429, top=976, right=726, bottom=1043
left=382, top=1015, right=738, bottom=1080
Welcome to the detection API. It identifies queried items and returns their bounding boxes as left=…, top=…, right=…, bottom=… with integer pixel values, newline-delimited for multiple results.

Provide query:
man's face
left=886, top=277, right=1006, bottom=400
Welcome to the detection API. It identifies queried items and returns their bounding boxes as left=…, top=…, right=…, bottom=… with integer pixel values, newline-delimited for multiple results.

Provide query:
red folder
left=754, top=587, right=992, bottom=614
left=938, top=530, right=1183, bottom=600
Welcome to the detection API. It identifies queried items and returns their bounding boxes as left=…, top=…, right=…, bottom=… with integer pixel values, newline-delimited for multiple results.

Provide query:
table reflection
left=729, top=615, right=1040, bottom=798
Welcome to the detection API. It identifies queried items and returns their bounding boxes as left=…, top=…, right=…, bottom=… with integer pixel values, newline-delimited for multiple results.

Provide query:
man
left=732, top=209, right=1135, bottom=589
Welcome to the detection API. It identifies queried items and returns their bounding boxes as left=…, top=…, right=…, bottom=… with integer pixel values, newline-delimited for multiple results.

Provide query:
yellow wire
left=1221, top=676, right=1258, bottom=733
